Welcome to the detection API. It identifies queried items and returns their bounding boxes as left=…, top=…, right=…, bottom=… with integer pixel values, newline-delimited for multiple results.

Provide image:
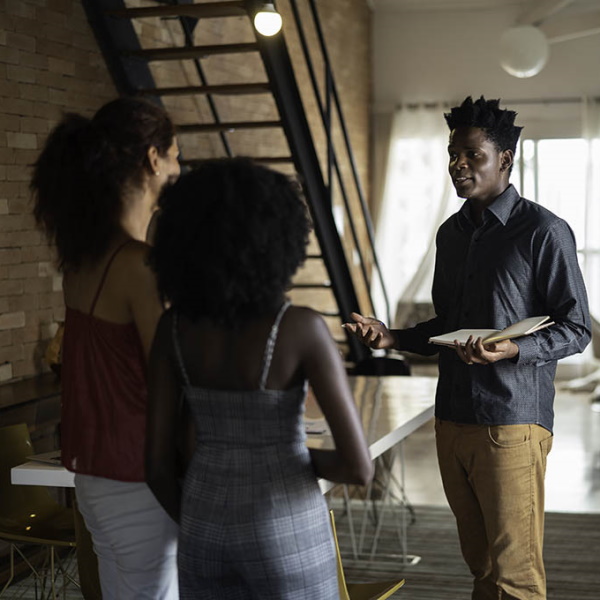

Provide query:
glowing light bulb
left=253, top=3, right=282, bottom=37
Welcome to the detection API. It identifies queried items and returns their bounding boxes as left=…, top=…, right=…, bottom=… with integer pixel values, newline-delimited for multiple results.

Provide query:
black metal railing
left=83, top=0, right=392, bottom=364
left=162, top=0, right=234, bottom=157
left=283, top=0, right=392, bottom=325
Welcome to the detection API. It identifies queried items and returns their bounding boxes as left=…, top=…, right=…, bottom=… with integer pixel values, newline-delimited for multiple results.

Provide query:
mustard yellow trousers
left=435, top=419, right=553, bottom=600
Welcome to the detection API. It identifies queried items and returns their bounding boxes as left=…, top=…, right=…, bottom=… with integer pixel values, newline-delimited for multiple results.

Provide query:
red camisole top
left=60, top=241, right=148, bottom=482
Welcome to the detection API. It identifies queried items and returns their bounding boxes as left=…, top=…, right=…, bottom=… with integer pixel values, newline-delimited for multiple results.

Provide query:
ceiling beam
left=540, top=9, right=600, bottom=43
left=517, top=0, right=574, bottom=26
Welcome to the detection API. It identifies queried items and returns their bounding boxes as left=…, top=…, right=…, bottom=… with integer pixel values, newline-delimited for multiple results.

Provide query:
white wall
left=372, top=5, right=600, bottom=136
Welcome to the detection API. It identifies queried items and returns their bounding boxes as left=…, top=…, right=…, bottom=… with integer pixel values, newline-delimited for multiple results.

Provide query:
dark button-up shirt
left=394, top=185, right=591, bottom=432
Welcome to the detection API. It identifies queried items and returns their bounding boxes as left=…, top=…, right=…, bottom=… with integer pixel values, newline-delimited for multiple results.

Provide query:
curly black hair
left=150, top=157, right=311, bottom=327
left=31, top=97, right=175, bottom=270
left=444, top=96, right=523, bottom=153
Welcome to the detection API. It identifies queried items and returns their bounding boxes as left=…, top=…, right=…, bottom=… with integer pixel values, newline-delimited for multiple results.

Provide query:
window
left=516, top=138, right=600, bottom=314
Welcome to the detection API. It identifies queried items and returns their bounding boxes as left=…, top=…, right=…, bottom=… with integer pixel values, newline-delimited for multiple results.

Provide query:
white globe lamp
left=253, top=3, right=283, bottom=37
left=499, top=25, right=549, bottom=78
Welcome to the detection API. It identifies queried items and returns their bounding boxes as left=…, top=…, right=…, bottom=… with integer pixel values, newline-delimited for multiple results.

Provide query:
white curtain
left=561, top=98, right=600, bottom=384
left=371, top=104, right=456, bottom=327
left=582, top=97, right=600, bottom=325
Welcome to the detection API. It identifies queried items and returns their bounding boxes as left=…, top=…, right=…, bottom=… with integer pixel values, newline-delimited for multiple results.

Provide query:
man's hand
left=342, top=312, right=396, bottom=350
left=454, top=335, right=519, bottom=365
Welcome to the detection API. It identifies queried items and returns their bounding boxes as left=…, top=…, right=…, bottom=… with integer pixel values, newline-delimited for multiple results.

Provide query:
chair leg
left=47, top=546, right=79, bottom=600
left=51, top=547, right=56, bottom=600
left=11, top=544, right=46, bottom=598
left=9, top=544, right=53, bottom=600
left=0, top=544, right=77, bottom=600
left=0, top=545, right=16, bottom=597
left=59, top=549, right=80, bottom=593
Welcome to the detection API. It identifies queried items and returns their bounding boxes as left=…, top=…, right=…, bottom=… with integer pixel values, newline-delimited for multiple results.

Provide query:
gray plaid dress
left=173, top=302, right=338, bottom=599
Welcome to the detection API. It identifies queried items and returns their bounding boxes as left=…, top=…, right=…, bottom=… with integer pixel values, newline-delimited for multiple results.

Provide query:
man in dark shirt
left=345, top=96, right=591, bottom=600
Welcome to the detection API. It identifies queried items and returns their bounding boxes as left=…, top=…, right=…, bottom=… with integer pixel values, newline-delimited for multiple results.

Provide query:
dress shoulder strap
left=171, top=312, right=191, bottom=388
left=258, top=301, right=291, bottom=391
left=89, top=239, right=134, bottom=316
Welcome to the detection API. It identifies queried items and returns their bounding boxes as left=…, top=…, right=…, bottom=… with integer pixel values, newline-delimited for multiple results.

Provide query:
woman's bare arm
left=145, top=311, right=182, bottom=522
left=297, top=309, right=374, bottom=486
left=125, top=241, right=164, bottom=360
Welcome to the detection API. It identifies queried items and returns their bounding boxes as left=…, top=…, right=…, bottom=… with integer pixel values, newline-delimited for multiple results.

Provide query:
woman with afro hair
left=146, top=157, right=373, bottom=599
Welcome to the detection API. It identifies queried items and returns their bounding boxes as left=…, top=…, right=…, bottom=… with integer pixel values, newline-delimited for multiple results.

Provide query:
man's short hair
left=444, top=96, right=523, bottom=153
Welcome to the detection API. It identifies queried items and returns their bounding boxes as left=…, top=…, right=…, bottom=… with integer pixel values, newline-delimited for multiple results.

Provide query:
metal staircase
left=82, top=0, right=399, bottom=371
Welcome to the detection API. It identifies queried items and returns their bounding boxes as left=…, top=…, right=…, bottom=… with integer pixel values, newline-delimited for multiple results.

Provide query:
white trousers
left=74, top=474, right=179, bottom=600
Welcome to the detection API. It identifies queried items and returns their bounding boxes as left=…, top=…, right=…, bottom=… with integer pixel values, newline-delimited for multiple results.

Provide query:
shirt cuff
left=512, top=335, right=539, bottom=365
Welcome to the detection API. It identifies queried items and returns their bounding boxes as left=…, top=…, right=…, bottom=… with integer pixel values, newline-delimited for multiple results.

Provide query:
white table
left=12, top=376, right=436, bottom=491
left=11, top=459, right=75, bottom=487
left=12, top=376, right=436, bottom=569
left=306, top=376, right=436, bottom=493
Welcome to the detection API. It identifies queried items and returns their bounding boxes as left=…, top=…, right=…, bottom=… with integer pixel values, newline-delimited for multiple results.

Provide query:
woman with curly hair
left=31, top=97, right=181, bottom=599
left=146, top=157, right=373, bottom=599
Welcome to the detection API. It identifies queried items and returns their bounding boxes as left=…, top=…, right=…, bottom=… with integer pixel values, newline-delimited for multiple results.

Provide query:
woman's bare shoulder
left=284, top=305, right=332, bottom=340
left=285, top=304, right=320, bottom=322
left=117, top=239, right=151, bottom=264
left=109, top=239, right=154, bottom=283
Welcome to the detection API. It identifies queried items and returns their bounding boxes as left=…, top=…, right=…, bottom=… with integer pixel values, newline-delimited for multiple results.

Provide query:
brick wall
left=0, top=0, right=117, bottom=380
left=0, top=0, right=372, bottom=380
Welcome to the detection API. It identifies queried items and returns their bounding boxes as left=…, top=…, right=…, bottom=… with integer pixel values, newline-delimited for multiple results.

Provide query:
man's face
left=448, top=127, right=512, bottom=205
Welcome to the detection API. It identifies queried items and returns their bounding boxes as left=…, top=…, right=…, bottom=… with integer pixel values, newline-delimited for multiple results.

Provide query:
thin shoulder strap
left=171, top=312, right=191, bottom=388
left=258, top=301, right=291, bottom=391
left=89, top=239, right=134, bottom=316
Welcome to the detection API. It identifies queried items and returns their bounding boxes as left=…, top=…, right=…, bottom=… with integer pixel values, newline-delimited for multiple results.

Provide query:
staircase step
left=252, top=156, right=294, bottom=165
left=176, top=120, right=281, bottom=134
left=126, top=43, right=258, bottom=62
left=180, top=156, right=293, bottom=168
left=108, top=1, right=247, bottom=20
left=292, top=282, right=332, bottom=289
left=138, top=83, right=271, bottom=97
left=318, top=310, right=341, bottom=318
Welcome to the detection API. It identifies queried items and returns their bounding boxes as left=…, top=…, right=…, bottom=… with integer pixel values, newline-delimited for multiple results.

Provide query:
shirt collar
left=458, top=184, right=520, bottom=227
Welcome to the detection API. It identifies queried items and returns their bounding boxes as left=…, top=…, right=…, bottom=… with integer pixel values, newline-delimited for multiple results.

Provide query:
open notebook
left=26, top=450, right=62, bottom=466
left=429, top=316, right=554, bottom=347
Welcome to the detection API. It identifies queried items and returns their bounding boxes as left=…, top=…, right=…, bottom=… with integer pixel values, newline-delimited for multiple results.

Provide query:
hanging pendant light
left=499, top=25, right=550, bottom=78
left=253, top=2, right=283, bottom=37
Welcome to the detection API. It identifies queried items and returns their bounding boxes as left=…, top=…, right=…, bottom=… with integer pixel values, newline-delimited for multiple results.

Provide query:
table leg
left=340, top=443, right=421, bottom=569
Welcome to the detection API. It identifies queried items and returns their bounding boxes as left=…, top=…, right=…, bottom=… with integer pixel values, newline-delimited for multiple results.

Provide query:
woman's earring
left=155, top=171, right=160, bottom=176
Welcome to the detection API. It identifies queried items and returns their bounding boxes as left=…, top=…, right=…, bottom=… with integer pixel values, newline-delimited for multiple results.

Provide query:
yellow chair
left=329, top=510, right=405, bottom=600
left=0, top=423, right=77, bottom=599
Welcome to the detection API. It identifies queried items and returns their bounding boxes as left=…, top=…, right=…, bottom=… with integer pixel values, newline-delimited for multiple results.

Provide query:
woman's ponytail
left=31, top=113, right=120, bottom=270
left=32, top=98, right=175, bottom=270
